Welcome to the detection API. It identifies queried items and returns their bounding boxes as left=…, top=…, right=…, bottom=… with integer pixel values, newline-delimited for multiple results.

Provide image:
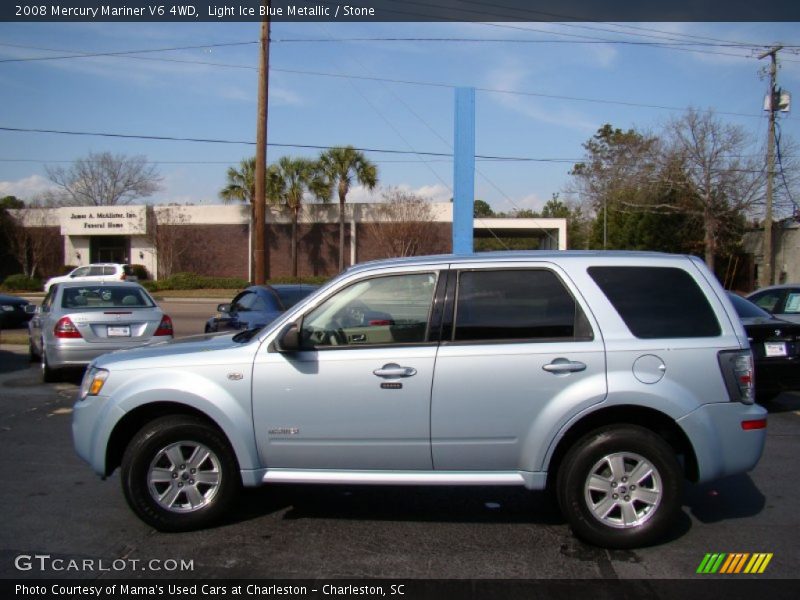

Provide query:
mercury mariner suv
left=72, top=251, right=766, bottom=548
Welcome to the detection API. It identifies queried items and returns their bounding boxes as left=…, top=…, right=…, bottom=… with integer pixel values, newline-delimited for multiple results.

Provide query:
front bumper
left=677, top=402, right=767, bottom=483
left=72, top=392, right=125, bottom=476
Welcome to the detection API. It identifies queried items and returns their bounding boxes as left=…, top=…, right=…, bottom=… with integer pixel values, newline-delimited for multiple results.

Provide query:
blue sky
left=0, top=20, right=798, bottom=215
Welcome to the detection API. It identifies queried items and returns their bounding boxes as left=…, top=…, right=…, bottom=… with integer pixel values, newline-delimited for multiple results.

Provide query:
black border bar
left=3, top=1, right=800, bottom=23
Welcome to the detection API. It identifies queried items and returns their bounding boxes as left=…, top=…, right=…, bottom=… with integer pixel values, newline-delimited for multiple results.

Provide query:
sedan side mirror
left=217, top=303, right=231, bottom=314
left=24, top=304, right=38, bottom=314
left=274, top=322, right=301, bottom=353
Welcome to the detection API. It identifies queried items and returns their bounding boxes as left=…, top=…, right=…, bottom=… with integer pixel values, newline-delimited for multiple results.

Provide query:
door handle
left=542, top=358, right=587, bottom=374
left=373, top=363, right=417, bottom=378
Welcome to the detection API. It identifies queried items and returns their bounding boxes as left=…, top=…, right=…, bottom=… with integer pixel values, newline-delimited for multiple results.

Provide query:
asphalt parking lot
left=0, top=314, right=799, bottom=583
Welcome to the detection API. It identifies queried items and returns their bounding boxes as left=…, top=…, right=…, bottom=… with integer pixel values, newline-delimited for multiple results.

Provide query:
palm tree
left=318, top=146, right=378, bottom=272
left=220, top=157, right=257, bottom=205
left=220, top=157, right=282, bottom=281
left=270, top=157, right=330, bottom=277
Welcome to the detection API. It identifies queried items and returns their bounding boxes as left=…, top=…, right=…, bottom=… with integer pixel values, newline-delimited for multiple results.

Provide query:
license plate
left=108, top=326, right=131, bottom=337
left=764, top=342, right=787, bottom=357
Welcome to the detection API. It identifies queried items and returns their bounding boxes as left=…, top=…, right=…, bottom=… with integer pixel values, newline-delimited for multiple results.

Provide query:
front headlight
left=1, top=305, right=13, bottom=312
left=79, top=367, right=109, bottom=400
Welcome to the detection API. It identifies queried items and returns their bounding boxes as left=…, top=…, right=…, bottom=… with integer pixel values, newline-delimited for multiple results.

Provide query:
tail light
left=154, top=315, right=173, bottom=336
left=718, top=350, right=755, bottom=404
left=54, top=317, right=82, bottom=339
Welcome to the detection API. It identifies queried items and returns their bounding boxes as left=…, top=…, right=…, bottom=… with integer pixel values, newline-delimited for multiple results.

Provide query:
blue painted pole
left=453, top=87, right=475, bottom=254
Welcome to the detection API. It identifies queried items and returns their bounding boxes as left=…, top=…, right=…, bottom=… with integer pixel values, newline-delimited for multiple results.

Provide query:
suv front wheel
left=557, top=425, right=682, bottom=548
left=121, top=416, right=240, bottom=531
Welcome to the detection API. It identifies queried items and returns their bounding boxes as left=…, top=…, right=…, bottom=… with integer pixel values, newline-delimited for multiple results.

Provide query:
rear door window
left=452, top=269, right=592, bottom=342
left=588, top=266, right=720, bottom=339
left=750, top=290, right=784, bottom=313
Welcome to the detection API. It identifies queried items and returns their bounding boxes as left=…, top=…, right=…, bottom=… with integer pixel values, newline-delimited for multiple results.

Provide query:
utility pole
left=253, top=2, right=271, bottom=284
left=758, top=45, right=782, bottom=288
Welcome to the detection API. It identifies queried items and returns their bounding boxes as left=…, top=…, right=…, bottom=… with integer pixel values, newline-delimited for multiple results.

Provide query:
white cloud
left=345, top=185, right=385, bottom=204
left=392, top=183, right=452, bottom=203
left=0, top=175, right=59, bottom=200
left=590, top=44, right=619, bottom=69
left=269, top=86, right=305, bottom=106
left=492, top=192, right=545, bottom=215
left=346, top=183, right=452, bottom=204
left=484, top=64, right=599, bottom=132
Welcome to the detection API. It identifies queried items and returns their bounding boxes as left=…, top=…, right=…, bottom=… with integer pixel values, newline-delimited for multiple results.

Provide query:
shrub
left=1, top=273, right=43, bottom=292
left=128, top=264, right=150, bottom=280
left=145, top=272, right=250, bottom=291
left=141, top=272, right=328, bottom=291
left=59, top=265, right=78, bottom=276
left=267, top=276, right=330, bottom=285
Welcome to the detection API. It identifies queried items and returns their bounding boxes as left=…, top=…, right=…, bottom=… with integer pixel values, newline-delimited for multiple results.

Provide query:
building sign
left=60, top=206, right=147, bottom=236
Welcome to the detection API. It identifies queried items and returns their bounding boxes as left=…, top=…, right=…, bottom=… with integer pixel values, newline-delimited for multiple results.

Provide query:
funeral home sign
left=60, top=206, right=147, bottom=236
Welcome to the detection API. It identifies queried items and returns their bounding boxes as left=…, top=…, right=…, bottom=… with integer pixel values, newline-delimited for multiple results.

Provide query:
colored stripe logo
left=697, top=553, right=773, bottom=574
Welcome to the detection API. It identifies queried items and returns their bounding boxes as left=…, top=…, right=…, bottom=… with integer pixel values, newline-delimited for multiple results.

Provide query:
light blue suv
left=72, top=252, right=766, bottom=548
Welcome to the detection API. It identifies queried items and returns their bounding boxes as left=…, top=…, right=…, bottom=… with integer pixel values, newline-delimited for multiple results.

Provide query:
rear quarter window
left=588, top=266, right=721, bottom=339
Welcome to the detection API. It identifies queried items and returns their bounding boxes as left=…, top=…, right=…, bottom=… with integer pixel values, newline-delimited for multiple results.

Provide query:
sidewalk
left=20, top=295, right=228, bottom=303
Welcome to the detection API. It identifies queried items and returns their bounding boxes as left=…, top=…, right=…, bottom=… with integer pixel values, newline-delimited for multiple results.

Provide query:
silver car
left=29, top=281, right=173, bottom=382
left=72, top=252, right=766, bottom=548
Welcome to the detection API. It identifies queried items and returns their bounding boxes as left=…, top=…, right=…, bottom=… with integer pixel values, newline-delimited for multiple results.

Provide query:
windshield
left=728, top=293, right=772, bottom=319
left=273, top=286, right=318, bottom=309
left=61, top=286, right=155, bottom=309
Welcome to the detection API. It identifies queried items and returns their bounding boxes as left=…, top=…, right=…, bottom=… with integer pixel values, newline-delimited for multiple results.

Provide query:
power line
left=269, top=37, right=798, bottom=49
left=0, top=125, right=579, bottom=162
left=0, top=42, right=769, bottom=118
left=386, top=0, right=800, bottom=53
left=0, top=127, right=781, bottom=164
left=0, top=41, right=257, bottom=64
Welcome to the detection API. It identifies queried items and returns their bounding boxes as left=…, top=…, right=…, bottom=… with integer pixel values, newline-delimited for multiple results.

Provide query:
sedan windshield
left=61, top=286, right=155, bottom=309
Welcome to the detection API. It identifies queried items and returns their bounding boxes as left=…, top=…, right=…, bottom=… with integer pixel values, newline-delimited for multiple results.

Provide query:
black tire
left=556, top=425, right=682, bottom=549
left=41, top=349, right=60, bottom=383
left=121, top=415, right=240, bottom=532
left=28, top=339, right=39, bottom=362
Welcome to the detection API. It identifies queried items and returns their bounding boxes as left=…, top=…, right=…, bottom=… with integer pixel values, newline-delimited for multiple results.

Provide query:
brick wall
left=72, top=221, right=453, bottom=282
left=265, top=223, right=345, bottom=278
left=355, top=222, right=451, bottom=263
left=165, top=224, right=250, bottom=280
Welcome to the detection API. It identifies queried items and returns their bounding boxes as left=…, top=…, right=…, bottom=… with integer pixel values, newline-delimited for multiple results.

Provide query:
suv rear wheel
left=557, top=425, right=682, bottom=548
left=121, top=416, right=240, bottom=531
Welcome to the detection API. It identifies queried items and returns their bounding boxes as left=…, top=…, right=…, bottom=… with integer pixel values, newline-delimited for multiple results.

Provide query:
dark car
left=204, top=284, right=319, bottom=333
left=0, top=293, right=33, bottom=329
left=746, top=284, right=800, bottom=324
left=728, top=292, right=800, bottom=401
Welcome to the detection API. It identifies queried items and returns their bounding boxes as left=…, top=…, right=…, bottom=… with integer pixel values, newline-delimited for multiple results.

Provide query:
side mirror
left=217, top=303, right=231, bottom=314
left=274, top=322, right=301, bottom=353
left=24, top=304, right=38, bottom=315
